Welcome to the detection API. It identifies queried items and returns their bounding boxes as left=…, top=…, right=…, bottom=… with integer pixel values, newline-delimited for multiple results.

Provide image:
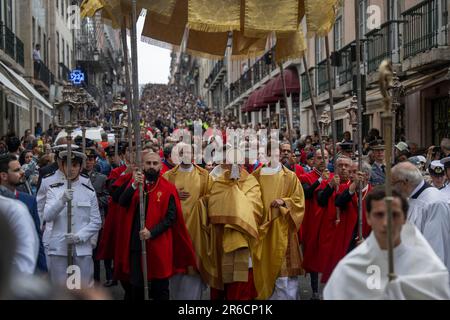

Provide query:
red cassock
left=115, top=176, right=197, bottom=280
left=299, top=169, right=334, bottom=273
left=95, top=165, right=129, bottom=261
left=321, top=185, right=373, bottom=283
left=316, top=182, right=350, bottom=278
left=295, top=164, right=305, bottom=178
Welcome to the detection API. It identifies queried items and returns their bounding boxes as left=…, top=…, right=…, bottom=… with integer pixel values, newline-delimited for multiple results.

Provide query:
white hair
left=393, top=164, right=424, bottom=187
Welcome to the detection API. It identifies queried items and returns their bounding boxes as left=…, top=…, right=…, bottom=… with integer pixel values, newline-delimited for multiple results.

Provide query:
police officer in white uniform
left=44, top=149, right=101, bottom=289
left=37, top=145, right=94, bottom=269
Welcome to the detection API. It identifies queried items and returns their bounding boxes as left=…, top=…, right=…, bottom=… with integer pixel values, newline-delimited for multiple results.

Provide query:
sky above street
left=128, top=14, right=171, bottom=85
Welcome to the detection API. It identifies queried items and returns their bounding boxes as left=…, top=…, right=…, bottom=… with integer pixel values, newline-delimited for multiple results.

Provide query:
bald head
left=143, top=151, right=162, bottom=177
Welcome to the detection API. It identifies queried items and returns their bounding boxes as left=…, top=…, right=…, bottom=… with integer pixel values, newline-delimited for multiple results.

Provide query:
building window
left=61, top=0, right=64, bottom=17
left=5, top=0, right=13, bottom=29
left=315, top=37, right=323, bottom=64
left=32, top=17, right=36, bottom=46
left=432, top=96, right=450, bottom=145
left=66, top=43, right=69, bottom=67
left=334, top=16, right=343, bottom=51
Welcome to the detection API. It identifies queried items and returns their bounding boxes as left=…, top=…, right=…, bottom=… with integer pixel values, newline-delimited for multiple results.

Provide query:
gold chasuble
left=163, top=164, right=211, bottom=220
left=186, top=168, right=263, bottom=290
left=251, top=165, right=305, bottom=299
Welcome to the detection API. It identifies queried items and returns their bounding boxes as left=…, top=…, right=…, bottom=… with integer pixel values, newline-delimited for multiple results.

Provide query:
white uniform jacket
left=43, top=178, right=101, bottom=257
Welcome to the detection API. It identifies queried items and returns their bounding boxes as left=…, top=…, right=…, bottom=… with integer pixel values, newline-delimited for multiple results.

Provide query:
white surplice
left=408, top=185, right=450, bottom=271
left=323, top=222, right=450, bottom=300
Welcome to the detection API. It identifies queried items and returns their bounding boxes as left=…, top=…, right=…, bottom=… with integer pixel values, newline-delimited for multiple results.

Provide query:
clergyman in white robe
left=407, top=181, right=450, bottom=271
left=323, top=222, right=450, bottom=300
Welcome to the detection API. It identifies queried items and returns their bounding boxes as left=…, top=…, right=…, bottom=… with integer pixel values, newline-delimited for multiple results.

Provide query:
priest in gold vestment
left=163, top=144, right=212, bottom=300
left=252, top=143, right=305, bottom=300
left=186, top=162, right=263, bottom=300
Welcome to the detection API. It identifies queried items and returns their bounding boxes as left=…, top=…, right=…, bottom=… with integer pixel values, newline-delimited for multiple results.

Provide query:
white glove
left=65, top=233, right=81, bottom=244
left=61, top=189, right=74, bottom=203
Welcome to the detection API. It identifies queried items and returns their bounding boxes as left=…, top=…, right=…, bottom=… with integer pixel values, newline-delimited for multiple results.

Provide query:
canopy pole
left=279, top=63, right=293, bottom=144
left=121, top=18, right=134, bottom=164
left=130, top=0, right=149, bottom=300
left=324, top=36, right=337, bottom=158
left=379, top=60, right=396, bottom=282
left=302, top=56, right=326, bottom=169
left=354, top=1, right=364, bottom=241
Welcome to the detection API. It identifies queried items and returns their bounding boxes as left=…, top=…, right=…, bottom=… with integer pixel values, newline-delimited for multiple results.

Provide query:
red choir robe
left=95, top=165, right=130, bottom=261
left=295, top=164, right=305, bottom=178
left=321, top=184, right=373, bottom=283
left=115, top=176, right=197, bottom=280
left=316, top=181, right=350, bottom=278
left=299, top=169, right=334, bottom=273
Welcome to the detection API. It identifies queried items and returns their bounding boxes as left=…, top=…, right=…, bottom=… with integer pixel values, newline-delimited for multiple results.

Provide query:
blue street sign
left=69, top=69, right=85, bottom=85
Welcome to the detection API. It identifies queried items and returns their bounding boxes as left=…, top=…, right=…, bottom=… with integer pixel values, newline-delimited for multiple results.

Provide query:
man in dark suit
left=0, top=154, right=47, bottom=273
left=368, top=139, right=386, bottom=186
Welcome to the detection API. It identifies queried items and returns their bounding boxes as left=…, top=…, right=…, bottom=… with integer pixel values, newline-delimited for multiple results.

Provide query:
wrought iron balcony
left=227, top=47, right=276, bottom=104
left=0, top=22, right=25, bottom=67
left=59, top=63, right=71, bottom=81
left=3, top=24, right=15, bottom=59
left=35, top=62, right=54, bottom=89
left=15, top=36, right=24, bottom=67
left=402, top=0, right=448, bottom=59
left=366, top=21, right=397, bottom=73
left=336, top=41, right=354, bottom=85
left=316, top=59, right=334, bottom=95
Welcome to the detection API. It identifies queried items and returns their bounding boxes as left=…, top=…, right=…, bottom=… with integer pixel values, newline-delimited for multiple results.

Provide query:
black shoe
left=310, top=292, right=321, bottom=300
left=103, top=280, right=118, bottom=287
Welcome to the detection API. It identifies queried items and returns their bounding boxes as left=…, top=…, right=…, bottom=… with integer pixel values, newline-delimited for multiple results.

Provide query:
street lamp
left=318, top=110, right=331, bottom=142
left=109, top=97, right=127, bottom=160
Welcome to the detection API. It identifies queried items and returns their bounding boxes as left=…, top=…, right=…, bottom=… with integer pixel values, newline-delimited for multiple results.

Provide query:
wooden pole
left=324, top=36, right=337, bottom=158
left=121, top=18, right=134, bottom=164
left=354, top=2, right=364, bottom=241
left=66, top=129, right=73, bottom=269
left=130, top=0, right=149, bottom=300
left=278, top=63, right=292, bottom=143
left=302, top=56, right=327, bottom=169
left=379, top=60, right=396, bottom=281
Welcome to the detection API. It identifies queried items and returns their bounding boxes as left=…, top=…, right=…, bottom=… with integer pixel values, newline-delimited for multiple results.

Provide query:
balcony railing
left=59, top=63, right=71, bottom=81
left=228, top=47, right=276, bottom=103
left=366, top=21, right=397, bottom=73
left=336, top=41, right=354, bottom=86
left=0, top=22, right=25, bottom=67
left=206, top=60, right=224, bottom=86
left=15, top=36, right=24, bottom=67
left=316, top=59, right=334, bottom=95
left=36, top=62, right=54, bottom=88
left=402, top=0, right=447, bottom=59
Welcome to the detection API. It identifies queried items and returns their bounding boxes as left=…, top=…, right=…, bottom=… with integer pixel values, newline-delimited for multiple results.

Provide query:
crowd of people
left=1, top=83, right=450, bottom=300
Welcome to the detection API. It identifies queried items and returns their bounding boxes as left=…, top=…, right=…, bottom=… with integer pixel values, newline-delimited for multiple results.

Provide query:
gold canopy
left=80, top=0, right=339, bottom=61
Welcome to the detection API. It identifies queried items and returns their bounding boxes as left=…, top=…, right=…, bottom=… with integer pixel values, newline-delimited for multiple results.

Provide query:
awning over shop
left=0, top=61, right=53, bottom=116
left=272, top=68, right=300, bottom=97
left=243, top=89, right=257, bottom=112
left=0, top=69, right=30, bottom=111
left=262, top=78, right=280, bottom=105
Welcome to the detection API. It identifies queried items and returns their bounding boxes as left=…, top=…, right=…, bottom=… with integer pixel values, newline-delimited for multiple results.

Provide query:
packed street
left=1, top=0, right=450, bottom=302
